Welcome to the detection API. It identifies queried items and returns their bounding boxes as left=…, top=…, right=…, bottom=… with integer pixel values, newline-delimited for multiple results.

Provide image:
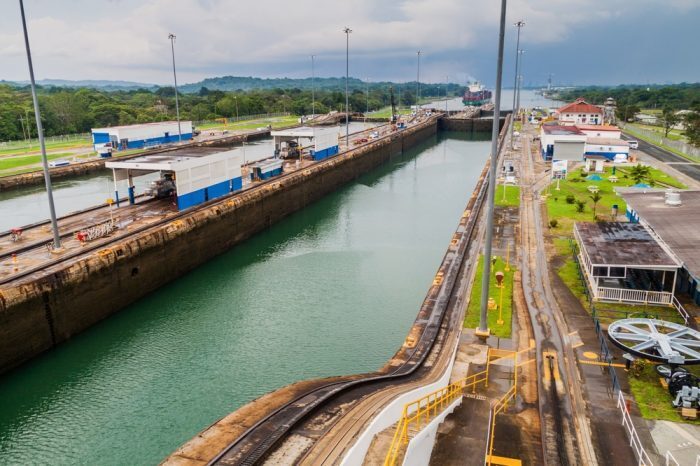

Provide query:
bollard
left=12, top=253, right=18, bottom=271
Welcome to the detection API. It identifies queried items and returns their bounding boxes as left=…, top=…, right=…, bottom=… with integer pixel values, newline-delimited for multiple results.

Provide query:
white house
left=92, top=121, right=193, bottom=152
left=584, top=137, right=629, bottom=162
left=555, top=98, right=604, bottom=125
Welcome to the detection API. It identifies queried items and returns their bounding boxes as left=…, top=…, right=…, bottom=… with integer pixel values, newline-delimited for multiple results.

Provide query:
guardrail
left=383, top=369, right=489, bottom=466
left=618, top=391, right=654, bottom=466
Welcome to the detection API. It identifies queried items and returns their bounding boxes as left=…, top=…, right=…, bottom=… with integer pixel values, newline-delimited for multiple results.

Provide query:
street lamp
left=510, top=20, right=524, bottom=149
left=168, top=33, right=182, bottom=142
left=311, top=54, right=316, bottom=116
left=416, top=51, right=421, bottom=109
left=19, top=0, right=61, bottom=249
left=477, top=0, right=508, bottom=337
left=445, top=75, right=449, bottom=113
left=344, top=27, right=352, bottom=148
left=234, top=96, right=239, bottom=120
left=516, top=50, right=525, bottom=119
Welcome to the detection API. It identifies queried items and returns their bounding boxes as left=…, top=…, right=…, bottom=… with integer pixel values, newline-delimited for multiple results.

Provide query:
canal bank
left=0, top=130, right=491, bottom=466
left=0, top=119, right=440, bottom=374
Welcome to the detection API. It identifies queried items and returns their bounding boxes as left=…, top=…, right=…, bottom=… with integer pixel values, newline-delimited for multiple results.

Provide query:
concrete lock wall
left=0, top=120, right=438, bottom=374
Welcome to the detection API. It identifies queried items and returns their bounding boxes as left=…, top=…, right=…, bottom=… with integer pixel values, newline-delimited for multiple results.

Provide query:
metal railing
left=383, top=369, right=488, bottom=466
left=597, top=286, right=673, bottom=306
left=618, top=391, right=654, bottom=466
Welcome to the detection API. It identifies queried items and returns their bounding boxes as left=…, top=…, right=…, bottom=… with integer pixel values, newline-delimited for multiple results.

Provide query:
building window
left=593, top=266, right=608, bottom=277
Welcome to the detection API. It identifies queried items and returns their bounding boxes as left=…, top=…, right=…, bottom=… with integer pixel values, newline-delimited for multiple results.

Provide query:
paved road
left=622, top=133, right=700, bottom=182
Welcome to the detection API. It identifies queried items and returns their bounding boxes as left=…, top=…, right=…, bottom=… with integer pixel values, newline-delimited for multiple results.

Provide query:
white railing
left=671, top=295, right=691, bottom=325
left=597, top=286, right=673, bottom=305
left=617, top=391, right=654, bottom=466
left=665, top=451, right=679, bottom=466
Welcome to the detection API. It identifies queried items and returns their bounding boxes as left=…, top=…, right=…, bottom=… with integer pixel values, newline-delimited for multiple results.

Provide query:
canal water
left=0, top=122, right=379, bottom=232
left=0, top=132, right=490, bottom=465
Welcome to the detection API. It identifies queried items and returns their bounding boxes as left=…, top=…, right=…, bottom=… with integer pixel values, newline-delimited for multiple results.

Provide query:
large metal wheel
left=607, top=318, right=700, bottom=365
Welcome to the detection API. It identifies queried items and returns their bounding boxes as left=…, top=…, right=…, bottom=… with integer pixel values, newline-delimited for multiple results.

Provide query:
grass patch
left=495, top=185, right=520, bottom=207
left=615, top=165, right=687, bottom=189
left=197, top=115, right=299, bottom=132
left=0, top=138, right=91, bottom=157
left=464, top=255, right=515, bottom=338
left=629, top=363, right=700, bottom=424
left=368, top=107, right=413, bottom=119
left=0, top=152, right=74, bottom=171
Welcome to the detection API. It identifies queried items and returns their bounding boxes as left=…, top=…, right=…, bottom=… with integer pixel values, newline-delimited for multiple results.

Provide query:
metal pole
left=416, top=51, right=421, bottom=109
left=19, top=0, right=61, bottom=249
left=510, top=21, right=524, bottom=149
left=445, top=75, right=449, bottom=112
left=366, top=78, right=369, bottom=114
left=516, top=52, right=524, bottom=117
left=478, top=0, right=507, bottom=336
left=311, top=54, right=316, bottom=116
left=344, top=27, right=352, bottom=148
left=169, top=33, right=182, bottom=142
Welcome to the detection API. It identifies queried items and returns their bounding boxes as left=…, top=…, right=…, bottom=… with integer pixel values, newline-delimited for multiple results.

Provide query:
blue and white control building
left=92, top=121, right=193, bottom=152
left=106, top=148, right=246, bottom=210
left=271, top=126, right=339, bottom=161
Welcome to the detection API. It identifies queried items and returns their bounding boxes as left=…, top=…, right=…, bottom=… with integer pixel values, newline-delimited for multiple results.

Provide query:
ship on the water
left=462, top=82, right=492, bottom=106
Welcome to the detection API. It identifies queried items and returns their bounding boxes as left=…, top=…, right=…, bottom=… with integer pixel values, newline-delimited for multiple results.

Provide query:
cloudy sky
left=2, top=0, right=699, bottom=87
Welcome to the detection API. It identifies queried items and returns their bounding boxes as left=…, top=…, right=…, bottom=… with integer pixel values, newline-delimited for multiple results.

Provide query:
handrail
left=383, top=369, right=489, bottom=466
left=617, top=391, right=654, bottom=466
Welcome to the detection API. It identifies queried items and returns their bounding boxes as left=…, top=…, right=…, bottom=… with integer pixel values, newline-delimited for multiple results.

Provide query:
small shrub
left=554, top=197, right=558, bottom=202
left=549, top=219, right=558, bottom=228
left=630, top=359, right=648, bottom=378
left=565, top=194, right=575, bottom=204
left=575, top=200, right=585, bottom=213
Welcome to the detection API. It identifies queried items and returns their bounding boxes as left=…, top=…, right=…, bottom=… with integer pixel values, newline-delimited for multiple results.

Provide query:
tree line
left=0, top=81, right=462, bottom=142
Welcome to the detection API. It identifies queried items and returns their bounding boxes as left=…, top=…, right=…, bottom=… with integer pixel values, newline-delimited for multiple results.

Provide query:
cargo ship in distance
left=462, top=82, right=492, bottom=106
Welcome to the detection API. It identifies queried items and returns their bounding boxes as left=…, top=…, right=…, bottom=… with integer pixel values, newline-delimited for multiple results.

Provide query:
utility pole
left=168, top=33, right=182, bottom=142
left=445, top=75, right=449, bottom=113
left=477, top=0, right=508, bottom=337
left=344, top=27, right=352, bottom=148
left=510, top=20, right=524, bottom=149
left=19, top=0, right=61, bottom=249
left=366, top=78, right=369, bottom=114
left=416, top=51, right=421, bottom=109
left=311, top=54, right=316, bottom=116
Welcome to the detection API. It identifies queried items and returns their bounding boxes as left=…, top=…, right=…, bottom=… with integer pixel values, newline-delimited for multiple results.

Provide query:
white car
left=628, top=140, right=639, bottom=149
left=48, top=159, right=70, bottom=168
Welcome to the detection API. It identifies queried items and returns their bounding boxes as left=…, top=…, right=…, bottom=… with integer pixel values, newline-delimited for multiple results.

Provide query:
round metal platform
left=607, top=318, right=700, bottom=365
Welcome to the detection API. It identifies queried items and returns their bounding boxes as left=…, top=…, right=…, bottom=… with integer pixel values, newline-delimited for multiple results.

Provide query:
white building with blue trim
left=92, top=121, right=193, bottom=152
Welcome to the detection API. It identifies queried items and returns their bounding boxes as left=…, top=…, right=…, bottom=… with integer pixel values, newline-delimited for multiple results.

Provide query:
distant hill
left=179, top=76, right=371, bottom=93
left=3, top=79, right=157, bottom=91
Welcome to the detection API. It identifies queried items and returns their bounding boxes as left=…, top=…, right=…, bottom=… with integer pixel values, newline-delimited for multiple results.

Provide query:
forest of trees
left=0, top=80, right=461, bottom=142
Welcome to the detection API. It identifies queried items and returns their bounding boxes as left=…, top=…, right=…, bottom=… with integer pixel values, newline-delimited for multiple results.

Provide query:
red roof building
left=556, top=98, right=604, bottom=126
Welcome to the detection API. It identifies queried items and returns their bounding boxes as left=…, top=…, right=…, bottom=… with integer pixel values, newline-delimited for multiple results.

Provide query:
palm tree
left=629, top=163, right=651, bottom=185
left=590, top=192, right=602, bottom=219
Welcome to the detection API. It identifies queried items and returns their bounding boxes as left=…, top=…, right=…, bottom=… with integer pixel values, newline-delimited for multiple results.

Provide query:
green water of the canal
left=0, top=132, right=490, bottom=465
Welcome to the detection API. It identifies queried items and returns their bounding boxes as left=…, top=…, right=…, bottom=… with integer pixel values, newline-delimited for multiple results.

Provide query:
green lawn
left=464, top=255, right=515, bottom=338
left=0, top=152, right=75, bottom=171
left=614, top=165, right=686, bottom=189
left=0, top=138, right=91, bottom=157
left=368, top=107, right=412, bottom=119
left=629, top=363, right=700, bottom=424
left=495, top=185, right=520, bottom=207
left=196, top=115, right=299, bottom=132
left=546, top=166, right=685, bottom=236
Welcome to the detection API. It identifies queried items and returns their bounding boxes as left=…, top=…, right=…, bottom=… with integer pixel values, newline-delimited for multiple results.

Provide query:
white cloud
left=0, top=0, right=697, bottom=84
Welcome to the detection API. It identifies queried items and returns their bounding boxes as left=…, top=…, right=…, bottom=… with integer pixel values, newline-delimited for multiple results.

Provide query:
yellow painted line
left=583, top=351, right=598, bottom=360
left=486, top=454, right=522, bottom=466
left=579, top=360, right=626, bottom=368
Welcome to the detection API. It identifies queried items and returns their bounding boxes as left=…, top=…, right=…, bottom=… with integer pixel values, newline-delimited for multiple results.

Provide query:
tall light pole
left=477, top=0, right=507, bottom=337
left=416, top=51, right=421, bottom=109
left=516, top=50, right=525, bottom=119
left=311, top=54, right=316, bottom=116
left=445, top=75, right=449, bottom=113
left=366, top=77, right=370, bottom=114
left=168, top=33, right=182, bottom=142
left=510, top=20, right=524, bottom=149
left=344, top=27, right=352, bottom=148
left=19, top=0, right=61, bottom=249
left=234, top=96, right=239, bottom=120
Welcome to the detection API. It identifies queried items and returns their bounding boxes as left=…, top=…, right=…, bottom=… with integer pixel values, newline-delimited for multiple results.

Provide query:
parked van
left=628, top=140, right=639, bottom=149
left=48, top=159, right=70, bottom=168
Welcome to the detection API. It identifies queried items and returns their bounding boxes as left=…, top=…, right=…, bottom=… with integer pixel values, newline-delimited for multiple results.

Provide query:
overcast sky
left=1, top=0, right=699, bottom=87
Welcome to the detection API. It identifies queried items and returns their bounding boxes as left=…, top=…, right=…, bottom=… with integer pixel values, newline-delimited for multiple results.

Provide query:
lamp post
left=510, top=20, right=524, bottom=149
left=234, top=96, right=239, bottom=120
left=516, top=51, right=525, bottom=119
left=19, top=0, right=61, bottom=250
left=477, top=0, right=508, bottom=337
left=168, top=33, right=182, bottom=142
left=343, top=27, right=352, bottom=148
left=416, top=51, right=421, bottom=110
left=445, top=75, right=449, bottom=113
left=311, top=54, right=316, bottom=116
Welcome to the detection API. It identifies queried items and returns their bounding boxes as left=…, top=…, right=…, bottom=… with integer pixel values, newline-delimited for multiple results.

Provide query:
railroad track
left=206, top=117, right=506, bottom=466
